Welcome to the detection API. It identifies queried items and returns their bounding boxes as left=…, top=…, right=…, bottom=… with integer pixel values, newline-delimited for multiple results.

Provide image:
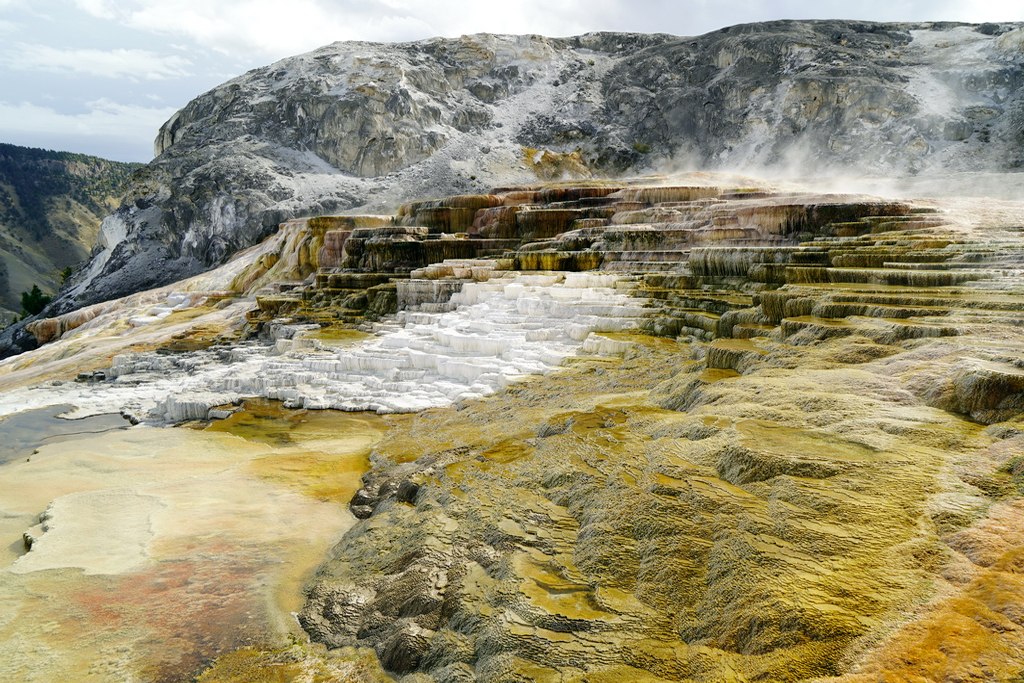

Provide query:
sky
left=1, top=0, right=1022, bottom=162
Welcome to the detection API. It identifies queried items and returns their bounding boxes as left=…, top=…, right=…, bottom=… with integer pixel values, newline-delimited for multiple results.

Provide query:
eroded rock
left=6, top=21, right=1022, bottom=360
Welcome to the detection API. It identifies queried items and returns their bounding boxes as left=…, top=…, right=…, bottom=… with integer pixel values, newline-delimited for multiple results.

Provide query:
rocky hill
left=0, top=143, right=141, bottom=320
left=3, top=20, right=1023, bottom=356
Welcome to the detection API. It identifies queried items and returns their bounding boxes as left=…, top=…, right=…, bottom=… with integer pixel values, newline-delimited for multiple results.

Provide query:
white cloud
left=0, top=0, right=53, bottom=21
left=67, top=0, right=1024, bottom=64
left=69, top=0, right=119, bottom=19
left=69, top=0, right=618, bottom=59
left=0, top=98, right=175, bottom=140
left=929, top=0, right=1024, bottom=22
left=3, top=44, right=192, bottom=80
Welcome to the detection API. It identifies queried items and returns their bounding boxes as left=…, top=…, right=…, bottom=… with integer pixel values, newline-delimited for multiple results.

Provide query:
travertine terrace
left=5, top=20, right=1020, bottom=344
left=291, top=177, right=1024, bottom=681
left=4, top=172, right=1023, bottom=681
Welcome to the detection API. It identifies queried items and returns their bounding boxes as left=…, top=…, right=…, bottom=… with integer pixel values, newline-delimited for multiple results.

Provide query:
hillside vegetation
left=0, top=143, right=141, bottom=319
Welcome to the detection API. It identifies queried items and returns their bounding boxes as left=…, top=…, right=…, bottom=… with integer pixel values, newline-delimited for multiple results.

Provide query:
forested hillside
left=0, top=143, right=141, bottom=320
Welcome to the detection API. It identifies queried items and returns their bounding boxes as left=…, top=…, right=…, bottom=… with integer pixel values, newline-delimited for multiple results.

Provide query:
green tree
left=20, top=284, right=51, bottom=316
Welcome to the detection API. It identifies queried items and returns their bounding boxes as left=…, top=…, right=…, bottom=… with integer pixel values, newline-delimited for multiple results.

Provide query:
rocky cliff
left=51, top=22, right=1024, bottom=311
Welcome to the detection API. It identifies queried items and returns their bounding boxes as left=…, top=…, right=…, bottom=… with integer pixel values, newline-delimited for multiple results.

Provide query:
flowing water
left=0, top=405, right=389, bottom=682
left=0, top=272, right=644, bottom=423
left=0, top=405, right=130, bottom=464
left=0, top=272, right=644, bottom=680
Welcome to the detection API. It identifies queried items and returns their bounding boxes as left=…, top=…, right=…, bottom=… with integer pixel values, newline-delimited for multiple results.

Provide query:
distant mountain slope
left=0, top=143, right=141, bottom=319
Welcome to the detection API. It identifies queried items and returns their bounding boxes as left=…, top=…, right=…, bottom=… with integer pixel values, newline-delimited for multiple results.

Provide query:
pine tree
left=20, top=284, right=51, bottom=316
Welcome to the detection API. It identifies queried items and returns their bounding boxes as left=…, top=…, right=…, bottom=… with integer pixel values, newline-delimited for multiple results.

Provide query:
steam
left=644, top=133, right=1024, bottom=203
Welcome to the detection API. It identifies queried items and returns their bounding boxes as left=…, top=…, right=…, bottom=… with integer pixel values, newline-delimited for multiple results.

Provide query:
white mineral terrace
left=0, top=272, right=647, bottom=423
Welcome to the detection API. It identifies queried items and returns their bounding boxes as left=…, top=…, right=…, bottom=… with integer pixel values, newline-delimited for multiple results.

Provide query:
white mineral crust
left=0, top=272, right=645, bottom=423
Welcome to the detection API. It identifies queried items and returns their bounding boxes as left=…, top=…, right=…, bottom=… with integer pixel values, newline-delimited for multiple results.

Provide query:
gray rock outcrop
left=4, top=20, right=1023, bottom=357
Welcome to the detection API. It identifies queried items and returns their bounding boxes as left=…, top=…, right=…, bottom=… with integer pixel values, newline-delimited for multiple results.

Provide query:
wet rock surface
left=285, top=177, right=1024, bottom=680
left=298, top=332, right=1023, bottom=681
left=3, top=173, right=1024, bottom=681
left=0, top=268, right=646, bottom=423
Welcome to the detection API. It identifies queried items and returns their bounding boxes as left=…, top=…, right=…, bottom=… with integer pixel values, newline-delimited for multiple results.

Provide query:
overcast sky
left=1, top=0, right=1022, bottom=162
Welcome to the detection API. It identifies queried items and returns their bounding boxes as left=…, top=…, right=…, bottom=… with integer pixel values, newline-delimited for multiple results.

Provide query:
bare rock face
left=606, top=21, right=1024, bottom=172
left=6, top=21, right=1023, bottom=358
left=53, top=23, right=1024, bottom=312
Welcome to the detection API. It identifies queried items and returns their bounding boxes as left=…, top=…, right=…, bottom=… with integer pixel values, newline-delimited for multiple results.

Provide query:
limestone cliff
left=277, top=180, right=1024, bottom=681
left=5, top=21, right=1024, bottom=358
